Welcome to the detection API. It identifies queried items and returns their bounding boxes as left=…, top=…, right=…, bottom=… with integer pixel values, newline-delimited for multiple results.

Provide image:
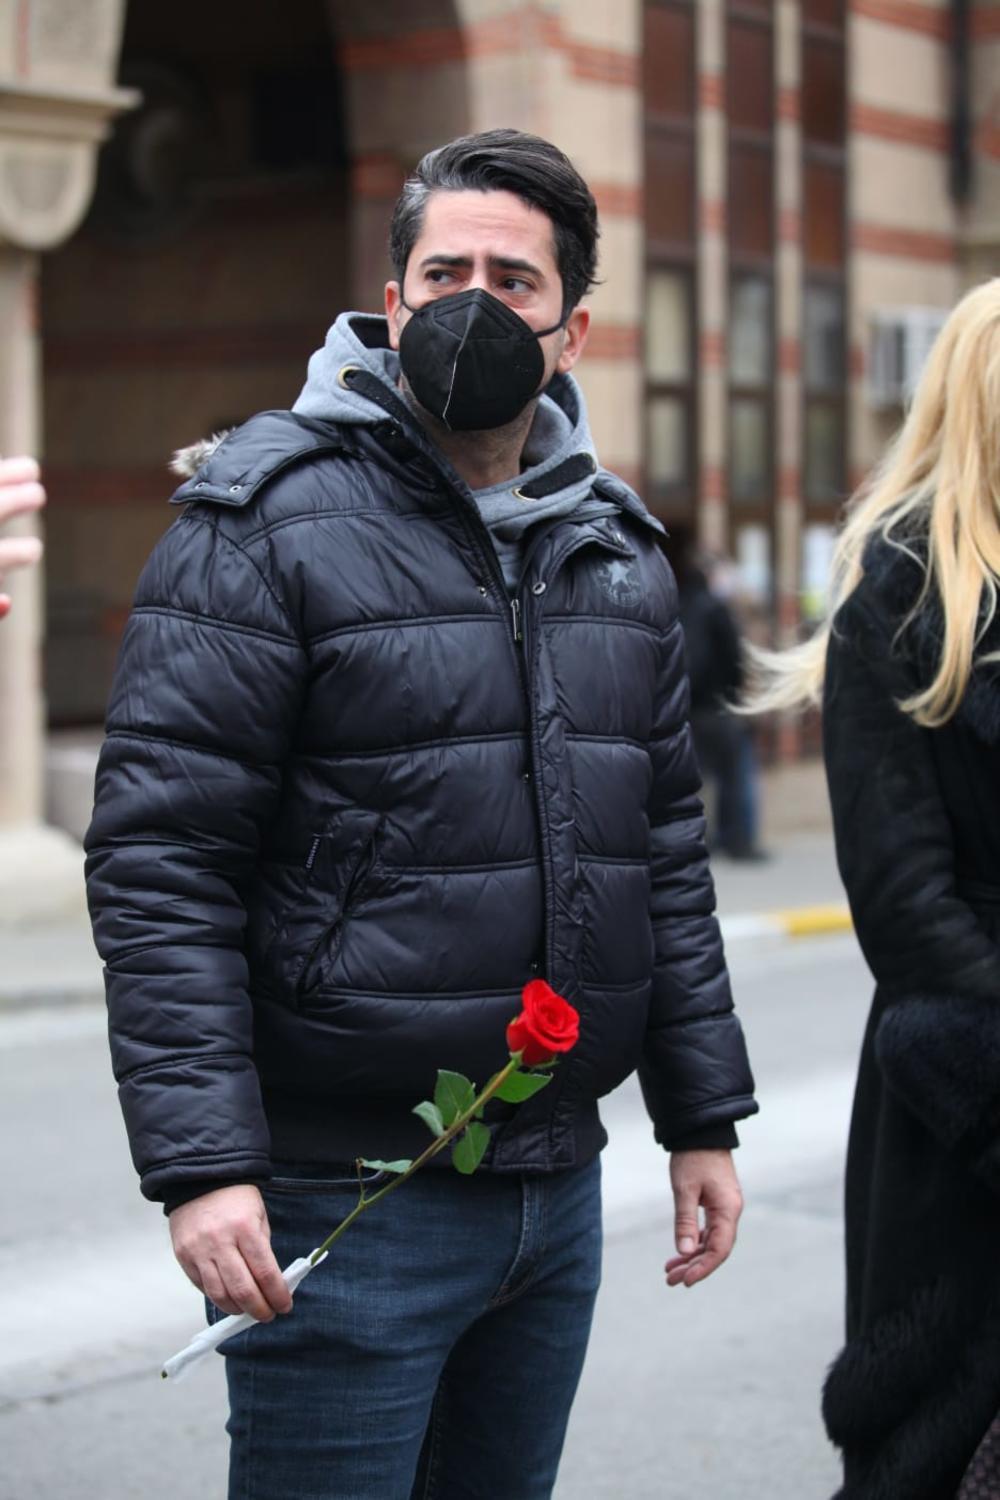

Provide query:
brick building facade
left=0, top=0, right=997, bottom=868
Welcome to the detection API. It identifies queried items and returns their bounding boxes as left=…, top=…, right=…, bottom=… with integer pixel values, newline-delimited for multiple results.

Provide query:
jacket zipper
left=297, top=821, right=382, bottom=999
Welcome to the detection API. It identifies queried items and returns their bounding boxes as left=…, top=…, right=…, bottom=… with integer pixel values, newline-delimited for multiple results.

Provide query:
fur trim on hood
left=170, top=432, right=232, bottom=480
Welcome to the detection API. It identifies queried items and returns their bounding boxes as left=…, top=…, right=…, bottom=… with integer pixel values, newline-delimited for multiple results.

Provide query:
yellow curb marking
left=776, top=905, right=853, bottom=937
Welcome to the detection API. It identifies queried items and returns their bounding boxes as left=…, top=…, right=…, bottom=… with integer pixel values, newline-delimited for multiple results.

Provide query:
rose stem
left=309, top=1056, right=521, bottom=1264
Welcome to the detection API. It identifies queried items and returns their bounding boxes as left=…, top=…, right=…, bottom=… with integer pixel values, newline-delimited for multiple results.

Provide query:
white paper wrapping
left=161, top=1249, right=328, bottom=1382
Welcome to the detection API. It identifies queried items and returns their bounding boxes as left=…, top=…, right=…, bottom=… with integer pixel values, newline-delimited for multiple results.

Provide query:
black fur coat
left=822, top=534, right=1000, bottom=1499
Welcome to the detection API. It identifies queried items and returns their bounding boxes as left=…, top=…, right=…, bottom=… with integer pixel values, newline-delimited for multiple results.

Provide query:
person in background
left=676, top=539, right=767, bottom=861
left=0, top=456, right=45, bottom=619
left=747, top=277, right=1000, bottom=1500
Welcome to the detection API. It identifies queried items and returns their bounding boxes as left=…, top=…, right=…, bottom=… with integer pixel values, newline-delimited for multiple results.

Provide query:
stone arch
left=41, top=0, right=354, bottom=727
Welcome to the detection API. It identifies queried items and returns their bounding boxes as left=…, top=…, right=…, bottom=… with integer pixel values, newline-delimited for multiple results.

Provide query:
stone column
left=0, top=0, right=136, bottom=922
left=0, top=246, right=43, bottom=829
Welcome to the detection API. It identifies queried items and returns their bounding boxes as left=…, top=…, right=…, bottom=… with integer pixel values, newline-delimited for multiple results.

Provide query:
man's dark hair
left=389, top=128, right=600, bottom=318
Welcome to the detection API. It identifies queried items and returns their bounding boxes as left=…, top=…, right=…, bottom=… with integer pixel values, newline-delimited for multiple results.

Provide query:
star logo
left=596, top=555, right=642, bottom=608
left=605, top=559, right=634, bottom=589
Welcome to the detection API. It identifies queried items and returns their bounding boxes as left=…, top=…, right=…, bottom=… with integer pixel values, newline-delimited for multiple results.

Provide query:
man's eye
left=426, top=269, right=456, bottom=285
left=501, top=277, right=532, bottom=294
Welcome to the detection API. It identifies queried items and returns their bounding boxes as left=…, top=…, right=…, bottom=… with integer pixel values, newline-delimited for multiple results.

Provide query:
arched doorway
left=40, top=0, right=475, bottom=734
left=41, top=0, right=351, bottom=727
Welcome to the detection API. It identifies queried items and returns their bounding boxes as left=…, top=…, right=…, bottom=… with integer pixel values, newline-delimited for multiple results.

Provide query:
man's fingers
left=238, top=1231, right=293, bottom=1316
left=673, top=1181, right=701, bottom=1256
left=215, top=1247, right=279, bottom=1322
left=0, top=535, right=43, bottom=572
left=666, top=1214, right=739, bottom=1287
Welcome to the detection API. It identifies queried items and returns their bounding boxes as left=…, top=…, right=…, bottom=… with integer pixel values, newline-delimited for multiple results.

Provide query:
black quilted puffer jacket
left=85, top=401, right=757, bottom=1202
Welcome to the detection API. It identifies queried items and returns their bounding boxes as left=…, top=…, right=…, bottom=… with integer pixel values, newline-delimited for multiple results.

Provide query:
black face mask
left=398, top=288, right=564, bottom=432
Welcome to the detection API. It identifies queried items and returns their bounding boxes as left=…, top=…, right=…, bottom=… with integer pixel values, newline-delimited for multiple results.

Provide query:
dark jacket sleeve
left=84, top=511, right=308, bottom=1202
left=824, top=588, right=1000, bottom=1181
left=638, top=609, right=758, bottom=1148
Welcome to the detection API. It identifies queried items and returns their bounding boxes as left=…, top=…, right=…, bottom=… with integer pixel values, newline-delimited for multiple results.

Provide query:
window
left=802, top=8, right=847, bottom=511
left=727, top=6, right=774, bottom=519
left=729, top=275, right=773, bottom=504
left=644, top=1, right=697, bottom=517
left=645, top=266, right=694, bottom=503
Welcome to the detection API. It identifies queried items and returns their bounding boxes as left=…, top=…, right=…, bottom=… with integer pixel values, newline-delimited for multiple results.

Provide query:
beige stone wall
left=847, top=6, right=960, bottom=479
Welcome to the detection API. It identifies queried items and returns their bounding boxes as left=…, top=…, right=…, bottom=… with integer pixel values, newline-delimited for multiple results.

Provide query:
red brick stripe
left=585, top=324, right=641, bottom=360
left=972, top=5, right=1000, bottom=39
left=778, top=466, right=801, bottom=499
left=701, top=199, right=726, bottom=234
left=852, top=102, right=949, bottom=151
left=568, top=40, right=638, bottom=86
left=340, top=10, right=638, bottom=87
left=352, top=153, right=407, bottom=201
left=779, top=209, right=802, bottom=243
left=592, top=182, right=643, bottom=217
left=853, top=222, right=956, bottom=262
left=778, top=339, right=800, bottom=375
left=778, top=87, right=800, bottom=122
left=850, top=0, right=951, bottom=40
left=700, top=331, right=726, bottom=368
left=700, top=74, right=724, bottom=110
left=977, top=117, right=1000, bottom=160
left=702, top=465, right=726, bottom=502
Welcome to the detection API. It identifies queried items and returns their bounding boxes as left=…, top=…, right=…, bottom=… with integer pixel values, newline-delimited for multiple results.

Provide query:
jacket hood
left=171, top=311, right=664, bottom=539
left=292, top=311, right=662, bottom=536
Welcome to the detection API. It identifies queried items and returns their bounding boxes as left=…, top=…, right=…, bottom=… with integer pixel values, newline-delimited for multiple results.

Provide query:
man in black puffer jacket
left=85, top=129, right=757, bottom=1499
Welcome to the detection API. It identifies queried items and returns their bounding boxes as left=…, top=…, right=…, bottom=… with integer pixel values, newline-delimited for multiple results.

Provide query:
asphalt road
left=0, top=923, right=871, bottom=1500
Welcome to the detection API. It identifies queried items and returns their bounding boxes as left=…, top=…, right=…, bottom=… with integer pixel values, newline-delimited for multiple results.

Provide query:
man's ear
left=385, top=281, right=404, bottom=350
left=556, top=305, right=590, bottom=375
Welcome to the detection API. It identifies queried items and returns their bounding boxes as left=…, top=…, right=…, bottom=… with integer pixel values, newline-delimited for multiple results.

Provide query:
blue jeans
left=212, top=1157, right=603, bottom=1499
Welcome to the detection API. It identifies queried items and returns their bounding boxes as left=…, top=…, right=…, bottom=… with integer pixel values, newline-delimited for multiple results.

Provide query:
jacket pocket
left=295, top=815, right=385, bottom=999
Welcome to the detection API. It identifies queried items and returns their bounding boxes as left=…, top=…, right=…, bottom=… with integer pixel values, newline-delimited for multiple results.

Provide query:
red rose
left=506, top=980, right=580, bottom=1066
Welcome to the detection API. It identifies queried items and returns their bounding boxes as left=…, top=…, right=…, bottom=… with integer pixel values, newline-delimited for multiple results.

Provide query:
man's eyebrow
left=417, top=253, right=546, bottom=277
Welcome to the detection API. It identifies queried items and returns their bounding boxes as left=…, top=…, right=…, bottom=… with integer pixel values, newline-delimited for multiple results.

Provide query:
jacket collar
left=861, top=532, right=1000, bottom=746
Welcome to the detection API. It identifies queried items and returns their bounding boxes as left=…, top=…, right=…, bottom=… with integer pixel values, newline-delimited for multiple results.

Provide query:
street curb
left=720, top=904, right=853, bottom=943
left=0, top=983, right=104, bottom=1014
left=0, top=904, right=854, bottom=1016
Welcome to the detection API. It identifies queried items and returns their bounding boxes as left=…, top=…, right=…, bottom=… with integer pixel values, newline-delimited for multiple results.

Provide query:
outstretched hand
left=0, top=456, right=45, bottom=619
left=665, top=1148, right=743, bottom=1288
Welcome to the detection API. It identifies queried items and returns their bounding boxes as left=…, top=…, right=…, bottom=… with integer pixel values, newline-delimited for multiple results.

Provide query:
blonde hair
left=745, top=278, right=1000, bottom=727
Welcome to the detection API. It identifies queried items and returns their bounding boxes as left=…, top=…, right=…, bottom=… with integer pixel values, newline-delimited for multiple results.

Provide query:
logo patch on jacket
left=596, top=556, right=642, bottom=608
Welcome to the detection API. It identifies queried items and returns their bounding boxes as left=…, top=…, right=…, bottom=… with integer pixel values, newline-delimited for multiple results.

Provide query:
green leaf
left=434, top=1070, right=477, bottom=1128
left=493, top=1070, right=553, bottom=1103
left=413, top=1100, right=446, bottom=1137
left=359, top=1158, right=412, bottom=1174
left=451, top=1121, right=490, bottom=1175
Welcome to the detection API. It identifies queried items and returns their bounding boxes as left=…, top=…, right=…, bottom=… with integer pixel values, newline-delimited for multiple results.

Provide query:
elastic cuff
left=162, top=1179, right=264, bottom=1216
left=665, top=1122, right=739, bottom=1154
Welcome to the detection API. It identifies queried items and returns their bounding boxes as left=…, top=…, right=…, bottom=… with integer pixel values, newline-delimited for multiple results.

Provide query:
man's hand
left=169, top=1184, right=294, bottom=1321
left=665, top=1148, right=743, bottom=1289
left=0, top=456, right=45, bottom=619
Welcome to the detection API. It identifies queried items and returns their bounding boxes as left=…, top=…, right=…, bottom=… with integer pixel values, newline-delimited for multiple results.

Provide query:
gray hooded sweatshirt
left=292, top=311, right=644, bottom=592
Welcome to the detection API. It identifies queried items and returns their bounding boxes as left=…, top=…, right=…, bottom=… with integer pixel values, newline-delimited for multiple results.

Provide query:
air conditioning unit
left=868, top=307, right=949, bottom=409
